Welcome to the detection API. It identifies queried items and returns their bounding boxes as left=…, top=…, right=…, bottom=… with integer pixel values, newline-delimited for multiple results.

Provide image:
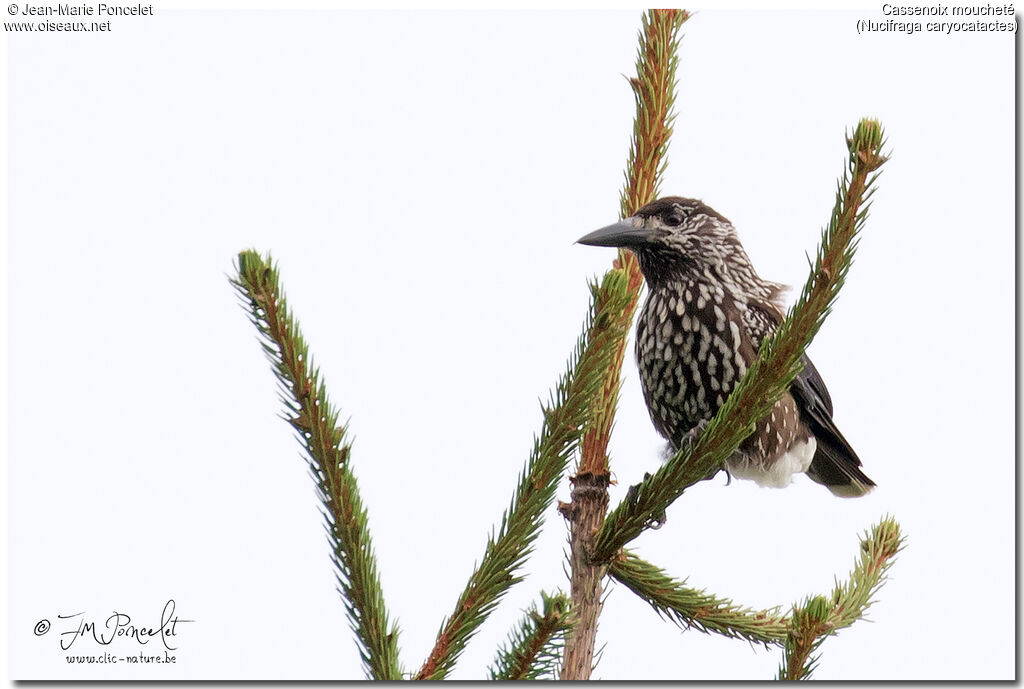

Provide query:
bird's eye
left=664, top=212, right=684, bottom=227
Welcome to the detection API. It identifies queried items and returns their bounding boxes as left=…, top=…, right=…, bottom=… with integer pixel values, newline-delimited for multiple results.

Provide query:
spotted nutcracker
left=577, top=197, right=874, bottom=497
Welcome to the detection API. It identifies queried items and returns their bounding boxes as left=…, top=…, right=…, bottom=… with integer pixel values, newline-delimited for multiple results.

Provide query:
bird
left=577, top=196, right=874, bottom=497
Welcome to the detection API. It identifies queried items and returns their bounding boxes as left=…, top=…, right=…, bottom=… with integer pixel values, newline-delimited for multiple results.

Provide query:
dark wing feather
left=745, top=300, right=874, bottom=496
left=791, top=355, right=835, bottom=430
left=791, top=355, right=875, bottom=496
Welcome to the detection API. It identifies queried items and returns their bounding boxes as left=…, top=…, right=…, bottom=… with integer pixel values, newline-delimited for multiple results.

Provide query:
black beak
left=576, top=218, right=651, bottom=248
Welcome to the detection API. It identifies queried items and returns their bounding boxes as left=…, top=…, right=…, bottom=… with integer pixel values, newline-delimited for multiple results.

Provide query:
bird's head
left=577, top=196, right=748, bottom=287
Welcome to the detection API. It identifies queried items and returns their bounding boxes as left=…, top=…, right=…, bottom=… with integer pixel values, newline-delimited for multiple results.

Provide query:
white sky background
left=5, top=5, right=1015, bottom=682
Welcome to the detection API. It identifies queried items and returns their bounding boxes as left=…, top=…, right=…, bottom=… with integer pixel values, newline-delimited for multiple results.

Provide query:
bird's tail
left=806, top=440, right=876, bottom=498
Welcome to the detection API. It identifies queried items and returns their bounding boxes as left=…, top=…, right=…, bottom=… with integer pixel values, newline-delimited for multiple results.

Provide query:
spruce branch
left=593, top=119, right=889, bottom=563
left=780, top=596, right=830, bottom=681
left=561, top=10, right=688, bottom=680
left=581, top=7, right=689, bottom=478
left=232, top=251, right=402, bottom=680
left=619, top=9, right=688, bottom=220
left=780, top=516, right=904, bottom=680
left=414, top=271, right=634, bottom=680
left=609, top=549, right=789, bottom=645
left=488, top=592, right=574, bottom=681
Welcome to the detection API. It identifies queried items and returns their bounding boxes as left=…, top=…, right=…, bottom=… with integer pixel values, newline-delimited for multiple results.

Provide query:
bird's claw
left=677, top=418, right=710, bottom=454
left=673, top=419, right=726, bottom=484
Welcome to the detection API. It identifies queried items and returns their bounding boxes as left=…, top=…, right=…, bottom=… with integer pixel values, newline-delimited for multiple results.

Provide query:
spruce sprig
left=609, top=550, right=789, bottom=645
left=581, top=7, right=689, bottom=476
left=232, top=251, right=402, bottom=680
left=414, top=270, right=634, bottom=680
left=610, top=516, right=903, bottom=676
left=488, top=592, right=574, bottom=680
left=780, top=516, right=905, bottom=680
left=620, top=8, right=689, bottom=218
left=593, top=120, right=889, bottom=562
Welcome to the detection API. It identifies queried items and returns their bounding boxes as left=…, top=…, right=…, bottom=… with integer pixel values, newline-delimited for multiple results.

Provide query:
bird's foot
left=677, top=419, right=710, bottom=454
left=671, top=420, right=726, bottom=483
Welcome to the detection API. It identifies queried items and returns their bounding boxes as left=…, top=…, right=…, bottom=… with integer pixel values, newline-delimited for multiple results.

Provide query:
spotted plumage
left=578, top=197, right=874, bottom=497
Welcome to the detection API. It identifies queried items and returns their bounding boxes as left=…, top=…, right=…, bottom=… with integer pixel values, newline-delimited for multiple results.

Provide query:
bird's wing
left=791, top=355, right=875, bottom=495
left=744, top=300, right=857, bottom=464
left=789, top=354, right=860, bottom=464
left=746, top=299, right=873, bottom=493
left=791, top=354, right=834, bottom=418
